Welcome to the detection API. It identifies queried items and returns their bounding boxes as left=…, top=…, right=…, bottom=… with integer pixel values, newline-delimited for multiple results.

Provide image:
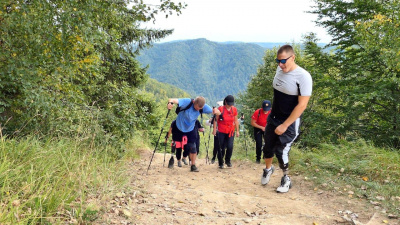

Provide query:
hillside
left=137, top=39, right=266, bottom=104
left=144, top=78, right=191, bottom=102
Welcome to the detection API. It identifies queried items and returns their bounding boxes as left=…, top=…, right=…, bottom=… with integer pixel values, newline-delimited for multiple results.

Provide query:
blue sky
left=142, top=0, right=332, bottom=43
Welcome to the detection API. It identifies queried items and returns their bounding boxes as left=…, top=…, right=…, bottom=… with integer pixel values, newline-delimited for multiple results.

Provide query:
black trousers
left=217, top=132, right=234, bottom=166
left=253, top=128, right=264, bottom=160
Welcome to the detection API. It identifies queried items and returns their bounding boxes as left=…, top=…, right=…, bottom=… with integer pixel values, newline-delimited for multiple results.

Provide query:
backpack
left=218, top=106, right=237, bottom=122
left=175, top=99, right=203, bottom=118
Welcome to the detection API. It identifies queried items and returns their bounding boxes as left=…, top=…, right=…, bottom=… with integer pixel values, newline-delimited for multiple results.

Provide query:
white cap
left=216, top=101, right=223, bottom=107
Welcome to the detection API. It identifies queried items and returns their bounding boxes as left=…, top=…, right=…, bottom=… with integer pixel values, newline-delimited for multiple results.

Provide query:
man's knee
left=263, top=149, right=274, bottom=158
left=185, top=143, right=197, bottom=154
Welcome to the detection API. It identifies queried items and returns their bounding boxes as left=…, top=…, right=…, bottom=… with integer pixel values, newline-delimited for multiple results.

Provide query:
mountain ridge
left=138, top=39, right=267, bottom=104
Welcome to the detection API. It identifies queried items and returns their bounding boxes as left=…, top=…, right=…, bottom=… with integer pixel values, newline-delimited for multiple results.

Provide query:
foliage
left=306, top=0, right=400, bottom=148
left=144, top=78, right=191, bottom=102
left=0, top=134, right=147, bottom=223
left=240, top=1, right=400, bottom=149
left=0, top=0, right=185, bottom=143
left=137, top=38, right=266, bottom=104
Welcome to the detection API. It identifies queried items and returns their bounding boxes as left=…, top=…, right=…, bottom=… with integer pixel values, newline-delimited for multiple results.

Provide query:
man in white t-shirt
left=260, top=45, right=313, bottom=193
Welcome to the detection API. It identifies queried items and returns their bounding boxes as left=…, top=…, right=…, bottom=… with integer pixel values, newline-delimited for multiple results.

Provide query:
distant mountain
left=250, top=42, right=285, bottom=49
left=137, top=38, right=266, bottom=104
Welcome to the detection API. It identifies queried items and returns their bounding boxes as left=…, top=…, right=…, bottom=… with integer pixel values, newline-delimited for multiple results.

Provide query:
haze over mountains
left=137, top=38, right=284, bottom=104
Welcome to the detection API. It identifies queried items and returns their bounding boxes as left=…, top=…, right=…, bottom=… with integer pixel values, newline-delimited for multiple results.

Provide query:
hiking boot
left=256, top=159, right=261, bottom=164
left=190, top=165, right=199, bottom=172
left=211, top=158, right=215, bottom=164
left=219, top=165, right=224, bottom=169
left=276, top=175, right=292, bottom=193
left=182, top=158, right=188, bottom=165
left=226, top=162, right=232, bottom=167
left=178, top=160, right=182, bottom=167
left=261, top=166, right=275, bottom=185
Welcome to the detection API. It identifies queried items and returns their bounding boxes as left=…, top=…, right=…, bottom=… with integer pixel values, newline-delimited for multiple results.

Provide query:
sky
left=143, top=0, right=332, bottom=43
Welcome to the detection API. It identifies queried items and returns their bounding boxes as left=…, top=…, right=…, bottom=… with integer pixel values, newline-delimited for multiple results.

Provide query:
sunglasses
left=275, top=55, right=293, bottom=64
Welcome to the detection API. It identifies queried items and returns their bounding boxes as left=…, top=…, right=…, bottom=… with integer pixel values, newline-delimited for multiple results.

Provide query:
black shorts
left=263, top=115, right=300, bottom=164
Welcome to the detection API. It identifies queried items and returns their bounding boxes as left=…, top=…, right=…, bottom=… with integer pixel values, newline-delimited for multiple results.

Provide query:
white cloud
left=141, top=0, right=331, bottom=43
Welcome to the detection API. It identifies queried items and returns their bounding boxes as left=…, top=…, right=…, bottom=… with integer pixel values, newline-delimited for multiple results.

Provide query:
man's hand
left=167, top=102, right=174, bottom=110
left=261, top=126, right=265, bottom=132
left=236, top=130, right=240, bottom=137
left=275, top=124, right=288, bottom=135
left=212, top=129, right=217, bottom=136
left=199, top=128, right=205, bottom=133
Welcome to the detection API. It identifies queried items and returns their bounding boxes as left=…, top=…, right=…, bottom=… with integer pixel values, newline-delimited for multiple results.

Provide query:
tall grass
left=0, top=133, right=146, bottom=224
left=291, top=139, right=400, bottom=216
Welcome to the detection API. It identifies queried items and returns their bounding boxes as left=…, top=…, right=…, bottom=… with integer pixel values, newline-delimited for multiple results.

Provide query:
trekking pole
left=203, top=131, right=209, bottom=164
left=146, top=109, right=171, bottom=175
left=206, top=117, right=214, bottom=165
left=241, top=113, right=248, bottom=157
left=163, top=133, right=168, bottom=167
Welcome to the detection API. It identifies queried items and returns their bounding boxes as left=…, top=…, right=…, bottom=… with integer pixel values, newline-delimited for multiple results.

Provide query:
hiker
left=261, top=45, right=312, bottom=193
left=167, top=97, right=220, bottom=172
left=250, top=100, right=272, bottom=164
left=213, top=95, right=240, bottom=169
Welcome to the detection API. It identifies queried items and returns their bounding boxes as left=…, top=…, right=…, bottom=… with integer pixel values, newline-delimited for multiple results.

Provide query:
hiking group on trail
left=153, top=45, right=312, bottom=193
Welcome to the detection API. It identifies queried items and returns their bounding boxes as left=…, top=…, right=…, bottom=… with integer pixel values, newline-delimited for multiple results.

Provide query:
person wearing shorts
left=260, top=45, right=312, bottom=193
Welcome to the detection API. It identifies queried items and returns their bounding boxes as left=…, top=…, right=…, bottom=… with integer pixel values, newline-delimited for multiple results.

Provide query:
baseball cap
left=224, top=95, right=235, bottom=106
left=262, top=100, right=271, bottom=111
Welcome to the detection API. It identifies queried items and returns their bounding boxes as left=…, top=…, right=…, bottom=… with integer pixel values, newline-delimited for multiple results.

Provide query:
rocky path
left=97, top=152, right=397, bottom=225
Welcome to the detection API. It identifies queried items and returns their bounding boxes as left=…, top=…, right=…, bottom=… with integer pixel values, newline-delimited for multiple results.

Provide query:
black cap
left=262, top=100, right=271, bottom=111
left=224, top=95, right=235, bottom=106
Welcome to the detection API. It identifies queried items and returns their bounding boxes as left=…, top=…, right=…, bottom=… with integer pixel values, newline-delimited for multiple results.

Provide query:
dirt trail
left=97, top=152, right=397, bottom=225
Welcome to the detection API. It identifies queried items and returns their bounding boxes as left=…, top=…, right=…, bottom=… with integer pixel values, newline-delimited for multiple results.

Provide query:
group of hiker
left=161, top=45, right=312, bottom=193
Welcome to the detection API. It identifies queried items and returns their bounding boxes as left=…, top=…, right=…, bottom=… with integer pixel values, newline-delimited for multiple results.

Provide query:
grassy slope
left=0, top=134, right=148, bottom=224
left=1, top=132, right=398, bottom=223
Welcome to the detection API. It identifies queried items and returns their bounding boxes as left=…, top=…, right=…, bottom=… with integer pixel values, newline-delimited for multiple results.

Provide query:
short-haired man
left=167, top=96, right=221, bottom=172
left=261, top=45, right=312, bottom=193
